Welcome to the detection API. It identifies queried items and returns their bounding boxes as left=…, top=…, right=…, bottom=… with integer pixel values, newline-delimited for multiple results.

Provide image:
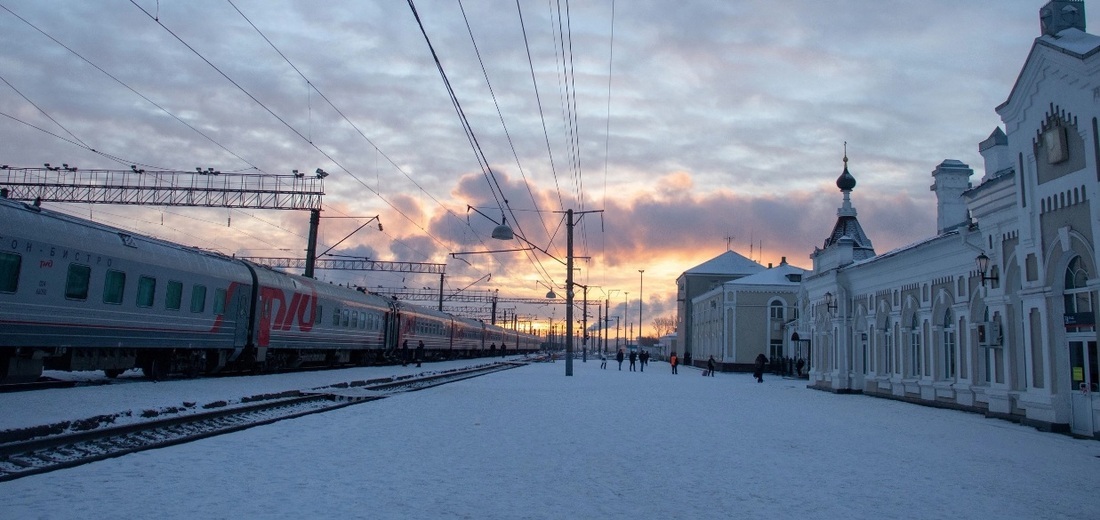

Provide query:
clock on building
left=1043, top=125, right=1068, bottom=164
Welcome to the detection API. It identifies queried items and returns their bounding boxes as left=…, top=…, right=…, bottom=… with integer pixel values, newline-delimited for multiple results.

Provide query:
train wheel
left=141, top=357, right=169, bottom=381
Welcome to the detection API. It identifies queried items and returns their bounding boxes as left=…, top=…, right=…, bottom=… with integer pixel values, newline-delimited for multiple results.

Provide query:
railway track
left=0, top=361, right=523, bottom=482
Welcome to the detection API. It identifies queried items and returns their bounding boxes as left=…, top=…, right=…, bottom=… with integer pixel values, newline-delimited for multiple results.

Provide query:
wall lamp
left=976, top=253, right=998, bottom=286
left=824, top=292, right=838, bottom=311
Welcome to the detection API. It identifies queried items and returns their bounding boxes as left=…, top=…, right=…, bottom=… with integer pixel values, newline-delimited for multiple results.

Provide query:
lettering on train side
left=260, top=285, right=318, bottom=333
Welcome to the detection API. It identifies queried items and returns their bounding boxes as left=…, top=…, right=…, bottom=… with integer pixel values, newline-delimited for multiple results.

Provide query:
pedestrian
left=670, top=352, right=678, bottom=374
left=754, top=352, right=768, bottom=382
left=638, top=350, right=645, bottom=372
left=707, top=355, right=716, bottom=376
left=629, top=350, right=637, bottom=372
left=616, top=348, right=625, bottom=370
left=415, top=340, right=424, bottom=367
left=796, top=357, right=805, bottom=377
left=501, top=343, right=507, bottom=358
left=600, top=351, right=607, bottom=369
left=401, top=340, right=409, bottom=366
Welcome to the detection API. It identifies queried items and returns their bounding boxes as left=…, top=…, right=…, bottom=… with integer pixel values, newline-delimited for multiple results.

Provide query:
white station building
left=787, top=0, right=1100, bottom=436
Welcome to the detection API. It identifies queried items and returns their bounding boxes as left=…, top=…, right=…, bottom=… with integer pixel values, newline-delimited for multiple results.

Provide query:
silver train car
left=0, top=196, right=541, bottom=383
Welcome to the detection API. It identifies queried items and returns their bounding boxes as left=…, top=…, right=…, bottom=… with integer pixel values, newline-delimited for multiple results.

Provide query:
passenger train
left=0, top=196, right=541, bottom=384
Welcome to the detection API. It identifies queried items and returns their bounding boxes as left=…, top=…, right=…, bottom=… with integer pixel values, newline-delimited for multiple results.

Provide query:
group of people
left=598, top=348, right=652, bottom=371
left=593, top=349, right=806, bottom=381
left=400, top=339, right=425, bottom=367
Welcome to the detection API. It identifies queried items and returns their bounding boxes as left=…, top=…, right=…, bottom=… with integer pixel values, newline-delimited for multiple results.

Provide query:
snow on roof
left=1039, top=27, right=1100, bottom=57
left=683, top=250, right=765, bottom=276
left=727, top=261, right=809, bottom=287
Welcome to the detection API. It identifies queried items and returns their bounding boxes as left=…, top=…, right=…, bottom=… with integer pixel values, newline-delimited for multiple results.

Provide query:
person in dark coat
left=796, top=357, right=805, bottom=377
left=707, top=355, right=716, bottom=376
left=616, top=348, right=625, bottom=370
left=401, top=340, right=410, bottom=366
left=415, top=340, right=425, bottom=367
left=628, top=350, right=637, bottom=372
left=501, top=343, right=507, bottom=358
left=754, top=353, right=768, bottom=382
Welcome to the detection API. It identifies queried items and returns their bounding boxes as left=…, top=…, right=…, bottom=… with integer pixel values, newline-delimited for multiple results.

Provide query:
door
left=1069, top=340, right=1099, bottom=436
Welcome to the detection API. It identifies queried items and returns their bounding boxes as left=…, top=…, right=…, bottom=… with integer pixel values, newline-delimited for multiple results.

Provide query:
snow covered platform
left=5, top=359, right=1100, bottom=518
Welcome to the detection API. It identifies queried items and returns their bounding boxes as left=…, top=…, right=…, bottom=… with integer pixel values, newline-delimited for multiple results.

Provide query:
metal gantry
left=0, top=165, right=323, bottom=209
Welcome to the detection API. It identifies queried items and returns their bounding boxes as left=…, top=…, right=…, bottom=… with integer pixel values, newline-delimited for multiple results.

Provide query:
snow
left=4, top=358, right=1099, bottom=519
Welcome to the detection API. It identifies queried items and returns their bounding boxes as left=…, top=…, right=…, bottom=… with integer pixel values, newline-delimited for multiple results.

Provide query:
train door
left=1069, top=340, right=1099, bottom=436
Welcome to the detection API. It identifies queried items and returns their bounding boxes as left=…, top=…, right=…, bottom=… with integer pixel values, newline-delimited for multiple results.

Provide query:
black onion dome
left=836, top=162, right=856, bottom=191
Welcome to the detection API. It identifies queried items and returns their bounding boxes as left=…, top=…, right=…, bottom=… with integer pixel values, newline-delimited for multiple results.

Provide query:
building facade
left=793, top=0, right=1100, bottom=436
left=675, top=250, right=765, bottom=367
left=691, top=258, right=805, bottom=372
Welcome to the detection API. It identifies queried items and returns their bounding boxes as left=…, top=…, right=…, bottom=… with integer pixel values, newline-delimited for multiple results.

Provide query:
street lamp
left=638, top=269, right=645, bottom=346
left=976, top=253, right=999, bottom=286
left=824, top=292, right=838, bottom=312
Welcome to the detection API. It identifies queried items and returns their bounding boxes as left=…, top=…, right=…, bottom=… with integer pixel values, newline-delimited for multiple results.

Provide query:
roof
left=728, top=261, right=809, bottom=287
left=683, top=250, right=765, bottom=276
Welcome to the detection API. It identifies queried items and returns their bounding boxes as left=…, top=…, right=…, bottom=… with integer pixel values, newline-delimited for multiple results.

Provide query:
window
left=213, top=288, right=227, bottom=315
left=166, top=280, right=183, bottom=310
left=1064, top=256, right=1095, bottom=332
left=884, top=320, right=894, bottom=374
left=65, top=264, right=91, bottom=300
left=350, top=310, right=358, bottom=328
left=943, top=309, right=956, bottom=379
left=910, top=314, right=921, bottom=377
left=341, top=309, right=349, bottom=327
left=190, top=284, right=207, bottom=313
left=0, top=252, right=21, bottom=293
left=137, top=276, right=156, bottom=307
left=103, top=270, right=126, bottom=304
left=770, top=301, right=784, bottom=320
left=332, top=307, right=341, bottom=326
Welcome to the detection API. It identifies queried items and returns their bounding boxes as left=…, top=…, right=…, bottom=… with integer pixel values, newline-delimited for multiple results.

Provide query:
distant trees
left=651, top=315, right=676, bottom=338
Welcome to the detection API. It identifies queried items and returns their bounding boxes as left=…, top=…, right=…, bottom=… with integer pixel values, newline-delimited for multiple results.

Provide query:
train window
left=0, top=252, right=20, bottom=293
left=65, top=264, right=91, bottom=300
left=341, top=309, right=350, bottom=327
left=165, top=281, right=182, bottom=310
left=359, top=311, right=366, bottom=329
left=190, top=284, right=207, bottom=313
left=103, top=270, right=125, bottom=304
left=332, top=307, right=340, bottom=326
left=136, top=276, right=156, bottom=307
left=213, top=288, right=227, bottom=314
left=350, top=310, right=358, bottom=328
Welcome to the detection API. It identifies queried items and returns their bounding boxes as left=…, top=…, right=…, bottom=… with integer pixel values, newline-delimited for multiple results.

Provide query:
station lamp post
left=638, top=269, right=645, bottom=346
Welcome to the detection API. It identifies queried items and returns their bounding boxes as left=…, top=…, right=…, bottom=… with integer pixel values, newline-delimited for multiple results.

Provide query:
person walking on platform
left=638, top=350, right=645, bottom=372
left=600, top=351, right=607, bottom=369
left=707, top=355, right=716, bottom=376
left=616, top=348, right=625, bottom=370
left=401, top=340, right=410, bottom=366
left=754, top=352, right=768, bottom=383
left=628, top=350, right=637, bottom=372
left=415, top=340, right=425, bottom=367
left=670, top=352, right=678, bottom=374
left=501, top=343, right=507, bottom=358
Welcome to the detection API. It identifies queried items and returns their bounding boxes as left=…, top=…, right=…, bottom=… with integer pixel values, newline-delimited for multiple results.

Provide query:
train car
left=0, top=197, right=253, bottom=383
left=394, top=301, right=459, bottom=361
left=246, top=263, right=397, bottom=369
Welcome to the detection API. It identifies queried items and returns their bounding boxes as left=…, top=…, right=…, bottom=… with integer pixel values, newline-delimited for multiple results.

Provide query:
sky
left=0, top=1, right=1091, bottom=337
left=4, top=359, right=1100, bottom=519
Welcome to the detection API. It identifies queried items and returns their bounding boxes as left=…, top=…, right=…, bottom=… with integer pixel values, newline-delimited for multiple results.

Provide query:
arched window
left=770, top=300, right=784, bottom=320
left=910, top=314, right=922, bottom=377
left=1064, top=256, right=1095, bottom=333
left=884, top=319, right=894, bottom=374
left=942, top=309, right=956, bottom=379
